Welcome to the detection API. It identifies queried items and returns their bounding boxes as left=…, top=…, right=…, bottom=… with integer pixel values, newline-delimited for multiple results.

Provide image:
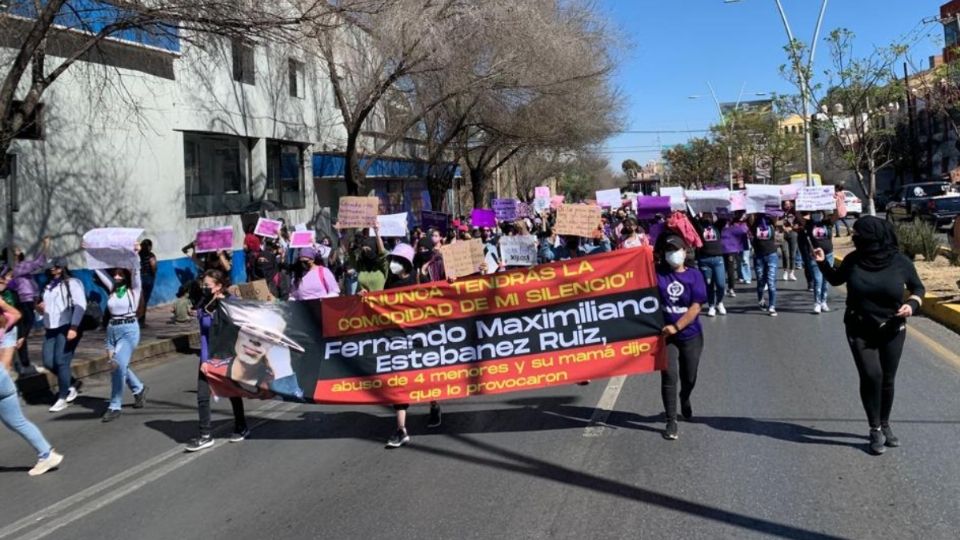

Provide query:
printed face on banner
left=337, top=197, right=380, bottom=228
left=290, top=230, right=316, bottom=249
left=195, top=227, right=234, bottom=253
left=554, top=204, right=601, bottom=237
left=439, top=238, right=485, bottom=278
left=254, top=218, right=282, bottom=239
left=499, top=235, right=538, bottom=266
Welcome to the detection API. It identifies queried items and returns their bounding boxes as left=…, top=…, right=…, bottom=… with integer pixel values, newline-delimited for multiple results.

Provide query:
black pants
left=661, top=333, right=704, bottom=421
left=14, top=301, right=35, bottom=370
left=846, top=322, right=907, bottom=428
left=138, top=278, right=155, bottom=326
left=197, top=369, right=247, bottom=436
left=723, top=254, right=740, bottom=289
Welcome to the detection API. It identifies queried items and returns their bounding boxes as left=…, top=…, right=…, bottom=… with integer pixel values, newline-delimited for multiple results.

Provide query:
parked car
left=842, top=190, right=863, bottom=216
left=885, top=182, right=960, bottom=226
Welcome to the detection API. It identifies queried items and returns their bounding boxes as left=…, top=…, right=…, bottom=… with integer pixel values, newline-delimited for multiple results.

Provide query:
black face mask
left=414, top=251, right=431, bottom=269
left=622, top=227, right=634, bottom=235
left=361, top=249, right=377, bottom=263
left=200, top=286, right=214, bottom=302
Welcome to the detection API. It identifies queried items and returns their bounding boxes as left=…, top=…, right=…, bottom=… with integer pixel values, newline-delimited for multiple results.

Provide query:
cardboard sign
left=83, top=228, right=143, bottom=270
left=499, top=235, right=538, bottom=267
left=492, top=199, right=519, bottom=221
left=550, top=195, right=566, bottom=209
left=439, top=238, right=485, bottom=278
left=796, top=186, right=837, bottom=211
left=471, top=209, right=497, bottom=228
left=596, top=188, right=622, bottom=208
left=235, top=280, right=275, bottom=302
left=369, top=212, right=409, bottom=238
left=745, top=184, right=782, bottom=214
left=420, top=211, right=449, bottom=233
left=535, top=186, right=551, bottom=199
left=254, top=218, right=282, bottom=239
left=685, top=189, right=731, bottom=214
left=636, top=196, right=671, bottom=220
left=290, top=230, right=316, bottom=249
left=555, top=204, right=601, bottom=237
left=659, top=187, right=686, bottom=211
left=729, top=190, right=747, bottom=212
left=337, top=197, right=379, bottom=228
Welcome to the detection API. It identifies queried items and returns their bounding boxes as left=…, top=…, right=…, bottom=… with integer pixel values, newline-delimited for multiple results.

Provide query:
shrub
left=895, top=221, right=939, bottom=262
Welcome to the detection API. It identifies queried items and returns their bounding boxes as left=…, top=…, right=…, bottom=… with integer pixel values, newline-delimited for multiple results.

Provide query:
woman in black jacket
left=813, top=216, right=925, bottom=455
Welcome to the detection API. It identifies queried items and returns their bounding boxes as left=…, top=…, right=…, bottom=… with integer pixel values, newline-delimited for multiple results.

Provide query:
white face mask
left=389, top=261, right=405, bottom=275
left=666, top=250, right=686, bottom=269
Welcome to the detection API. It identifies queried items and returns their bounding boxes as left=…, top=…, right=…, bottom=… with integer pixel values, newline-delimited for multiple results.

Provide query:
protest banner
left=83, top=228, right=143, bottom=270
left=516, top=201, right=533, bottom=219
left=635, top=196, right=671, bottom=219
left=550, top=195, right=566, bottom=209
left=420, top=211, right=449, bottom=233
left=555, top=204, right=601, bottom=237
left=254, top=218, right=282, bottom=238
left=234, top=280, right=275, bottom=302
left=492, top=199, right=519, bottom=221
left=796, top=186, right=837, bottom=211
left=535, top=186, right=550, bottom=199
left=439, top=238, right=485, bottom=278
left=596, top=188, right=622, bottom=208
left=470, top=209, right=497, bottom=228
left=659, top=186, right=686, bottom=211
left=780, top=183, right=800, bottom=201
left=369, top=212, right=409, bottom=238
left=195, top=227, right=234, bottom=254
left=499, top=235, right=538, bottom=267
left=745, top=184, right=782, bottom=214
left=201, top=248, right=665, bottom=405
left=685, top=189, right=731, bottom=214
left=533, top=197, right=551, bottom=213
left=290, top=230, right=315, bottom=249
left=337, top=197, right=379, bottom=228
left=729, top=190, right=747, bottom=212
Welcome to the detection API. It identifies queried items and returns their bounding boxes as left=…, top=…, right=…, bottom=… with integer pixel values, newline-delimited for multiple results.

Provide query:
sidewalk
left=15, top=303, right=199, bottom=398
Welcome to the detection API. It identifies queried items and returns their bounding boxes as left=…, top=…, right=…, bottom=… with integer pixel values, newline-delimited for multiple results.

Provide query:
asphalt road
left=2, top=280, right=959, bottom=540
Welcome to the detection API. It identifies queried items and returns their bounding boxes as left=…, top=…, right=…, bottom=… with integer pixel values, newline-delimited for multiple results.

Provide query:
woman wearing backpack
left=38, top=258, right=86, bottom=412
left=289, top=246, right=340, bottom=301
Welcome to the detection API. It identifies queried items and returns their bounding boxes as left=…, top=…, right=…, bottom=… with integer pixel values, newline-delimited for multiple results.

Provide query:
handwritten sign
left=254, top=218, right=282, bottom=239
left=796, top=186, right=837, bottom=211
left=499, top=235, right=538, bottom=267
left=439, top=239, right=485, bottom=278
left=235, top=280, right=275, bottom=302
left=369, top=212, right=409, bottom=238
left=596, top=188, right=622, bottom=208
left=337, top=197, right=379, bottom=228
left=535, top=186, right=550, bottom=199
left=492, top=199, right=519, bottom=221
left=471, top=208, right=497, bottom=228
left=745, top=184, right=782, bottom=214
left=685, top=189, right=731, bottom=214
left=290, top=230, right=315, bottom=249
left=516, top=201, right=533, bottom=219
left=195, top=227, right=234, bottom=254
left=421, top=210, right=449, bottom=233
left=636, top=196, right=671, bottom=220
left=533, top=197, right=551, bottom=213
left=660, top=186, right=686, bottom=211
left=83, top=228, right=143, bottom=270
left=555, top=204, right=601, bottom=237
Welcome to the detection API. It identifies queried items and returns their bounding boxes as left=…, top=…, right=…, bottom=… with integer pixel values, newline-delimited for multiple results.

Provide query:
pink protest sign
left=195, top=227, right=234, bottom=253
left=535, top=186, right=550, bottom=198
left=254, top=218, right=282, bottom=239
left=729, top=191, right=747, bottom=212
left=290, top=230, right=315, bottom=249
left=471, top=208, right=497, bottom=228
left=550, top=195, right=565, bottom=209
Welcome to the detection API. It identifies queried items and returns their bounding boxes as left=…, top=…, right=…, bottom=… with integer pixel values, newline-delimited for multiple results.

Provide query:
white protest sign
left=368, top=212, right=409, bottom=238
left=533, top=197, right=551, bottom=213
left=780, top=183, right=800, bottom=201
left=83, top=228, right=143, bottom=270
left=745, top=184, right=782, bottom=214
left=660, top=186, right=686, bottom=211
left=595, top=188, right=622, bottom=208
left=796, top=186, right=837, bottom=211
left=499, top=235, right=538, bottom=267
left=685, top=189, right=731, bottom=214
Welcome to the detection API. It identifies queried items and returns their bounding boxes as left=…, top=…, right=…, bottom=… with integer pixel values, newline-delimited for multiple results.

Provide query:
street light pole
left=707, top=82, right=747, bottom=190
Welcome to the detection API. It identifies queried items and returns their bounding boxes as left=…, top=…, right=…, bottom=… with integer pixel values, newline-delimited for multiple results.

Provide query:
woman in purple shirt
left=655, top=233, right=707, bottom=441
left=1, top=238, right=49, bottom=374
left=720, top=218, right=747, bottom=298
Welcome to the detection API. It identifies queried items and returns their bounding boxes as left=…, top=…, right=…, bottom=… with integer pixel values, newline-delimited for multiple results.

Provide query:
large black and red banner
left=202, top=247, right=666, bottom=405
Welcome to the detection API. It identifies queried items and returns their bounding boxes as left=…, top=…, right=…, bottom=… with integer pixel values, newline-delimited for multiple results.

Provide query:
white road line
left=0, top=400, right=291, bottom=540
left=582, top=375, right=626, bottom=437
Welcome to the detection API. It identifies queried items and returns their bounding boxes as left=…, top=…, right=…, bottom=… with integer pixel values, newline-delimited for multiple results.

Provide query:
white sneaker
left=821, top=302, right=831, bottom=312
left=706, top=306, right=717, bottom=317
left=28, top=450, right=64, bottom=476
left=49, top=399, right=69, bottom=413
left=65, top=387, right=78, bottom=403
left=768, top=307, right=778, bottom=317
left=813, top=303, right=822, bottom=314
left=790, top=272, right=798, bottom=281
left=716, top=303, right=727, bottom=316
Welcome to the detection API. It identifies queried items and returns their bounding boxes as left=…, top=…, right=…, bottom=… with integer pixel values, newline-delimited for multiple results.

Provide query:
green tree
left=661, top=138, right=724, bottom=188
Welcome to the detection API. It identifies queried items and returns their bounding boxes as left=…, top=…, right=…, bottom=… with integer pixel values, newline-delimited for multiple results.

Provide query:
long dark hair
left=203, top=268, right=229, bottom=289
left=111, top=268, right=133, bottom=288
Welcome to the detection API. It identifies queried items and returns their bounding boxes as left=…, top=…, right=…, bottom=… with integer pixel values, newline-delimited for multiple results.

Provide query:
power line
left=613, top=129, right=711, bottom=134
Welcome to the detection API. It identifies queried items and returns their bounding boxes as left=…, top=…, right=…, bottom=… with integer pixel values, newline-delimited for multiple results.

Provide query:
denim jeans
left=0, top=368, right=52, bottom=458
left=739, top=248, right=753, bottom=283
left=754, top=252, right=779, bottom=308
left=697, top=256, right=727, bottom=307
left=42, top=325, right=82, bottom=400
left=106, top=320, right=144, bottom=411
left=807, top=251, right=834, bottom=305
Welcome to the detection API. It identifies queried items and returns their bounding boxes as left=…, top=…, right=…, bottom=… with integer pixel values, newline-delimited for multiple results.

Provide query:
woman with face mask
left=289, top=247, right=340, bottom=301
left=348, top=226, right=387, bottom=293
left=38, top=258, right=86, bottom=412
left=417, top=229, right=446, bottom=284
left=92, top=251, right=148, bottom=422
left=692, top=212, right=728, bottom=317
left=618, top=217, right=648, bottom=249
left=800, top=210, right=836, bottom=314
left=814, top=217, right=924, bottom=455
left=654, top=234, right=707, bottom=441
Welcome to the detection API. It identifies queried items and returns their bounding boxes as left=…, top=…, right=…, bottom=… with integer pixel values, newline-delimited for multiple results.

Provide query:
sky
left=598, top=0, right=945, bottom=170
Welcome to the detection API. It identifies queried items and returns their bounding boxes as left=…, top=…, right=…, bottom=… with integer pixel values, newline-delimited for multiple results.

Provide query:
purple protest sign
left=764, top=205, right=784, bottom=218
left=635, top=196, right=671, bottom=220
left=471, top=208, right=497, bottom=228
left=420, top=211, right=449, bottom=233
left=492, top=199, right=518, bottom=221
left=195, top=227, right=234, bottom=253
left=254, top=218, right=282, bottom=239
left=516, top=201, right=533, bottom=218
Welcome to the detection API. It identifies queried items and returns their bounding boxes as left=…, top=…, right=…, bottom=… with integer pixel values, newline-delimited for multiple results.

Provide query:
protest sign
left=555, top=204, right=601, bottom=237
left=202, top=248, right=665, bottom=405
left=337, top=197, right=379, bottom=228
left=596, top=188, right=622, bottom=208
left=492, top=199, right=519, bottom=221
left=780, top=183, right=800, bottom=201
left=635, top=196, right=671, bottom=220
left=796, top=186, right=837, bottom=211
left=659, top=186, right=686, bottom=211
left=516, top=201, right=533, bottom=219
left=729, top=191, right=747, bottom=212
left=745, top=184, right=782, bottom=214
left=535, top=186, right=551, bottom=199
left=420, top=211, right=449, bottom=233
left=254, top=218, right=282, bottom=239
left=195, top=227, right=234, bottom=254
left=499, top=235, right=538, bottom=267
left=290, top=230, right=316, bottom=249
left=83, top=228, right=143, bottom=270
left=533, top=197, right=551, bottom=213
left=550, top=195, right=566, bottom=209
left=369, top=212, right=409, bottom=238
left=685, top=189, right=731, bottom=214
left=234, top=280, right=275, bottom=302
left=470, top=209, right=497, bottom=228
left=439, top=238, right=485, bottom=278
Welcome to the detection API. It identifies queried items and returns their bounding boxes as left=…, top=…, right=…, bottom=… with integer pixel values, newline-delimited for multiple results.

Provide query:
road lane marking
left=907, top=326, right=960, bottom=369
left=583, top=375, right=626, bottom=437
left=0, top=400, right=294, bottom=540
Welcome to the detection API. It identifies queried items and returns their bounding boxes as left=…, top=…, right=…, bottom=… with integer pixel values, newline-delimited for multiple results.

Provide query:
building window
left=289, top=59, right=305, bottom=98
left=266, top=141, right=306, bottom=209
left=231, top=39, right=255, bottom=85
left=183, top=132, right=252, bottom=217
